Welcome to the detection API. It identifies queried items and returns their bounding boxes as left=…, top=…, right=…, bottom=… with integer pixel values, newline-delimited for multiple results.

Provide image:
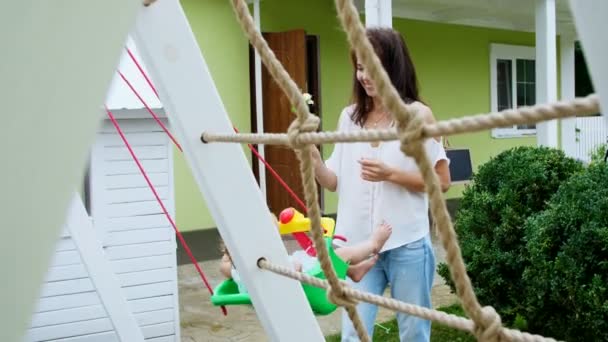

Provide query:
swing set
left=106, top=41, right=348, bottom=318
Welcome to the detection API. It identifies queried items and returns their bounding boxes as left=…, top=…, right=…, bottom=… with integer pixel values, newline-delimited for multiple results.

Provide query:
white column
left=535, top=0, right=559, bottom=147
left=365, top=0, right=392, bottom=28
left=253, top=0, right=267, bottom=201
left=0, top=2, right=140, bottom=341
left=569, top=0, right=608, bottom=127
left=132, top=1, right=323, bottom=340
left=560, top=35, right=577, bottom=157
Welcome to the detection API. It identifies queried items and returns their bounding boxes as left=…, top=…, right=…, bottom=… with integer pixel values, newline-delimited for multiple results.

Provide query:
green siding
left=390, top=19, right=537, bottom=198
left=175, top=0, right=251, bottom=231
left=175, top=0, right=538, bottom=231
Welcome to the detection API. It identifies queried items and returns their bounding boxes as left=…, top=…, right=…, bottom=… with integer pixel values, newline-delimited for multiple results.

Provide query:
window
left=490, top=44, right=536, bottom=138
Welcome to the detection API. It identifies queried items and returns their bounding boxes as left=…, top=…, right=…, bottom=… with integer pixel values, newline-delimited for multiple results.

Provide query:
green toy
left=211, top=236, right=349, bottom=315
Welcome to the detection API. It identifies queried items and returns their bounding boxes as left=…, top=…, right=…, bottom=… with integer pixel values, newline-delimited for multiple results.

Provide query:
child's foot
left=348, top=255, right=379, bottom=282
left=370, top=221, right=392, bottom=253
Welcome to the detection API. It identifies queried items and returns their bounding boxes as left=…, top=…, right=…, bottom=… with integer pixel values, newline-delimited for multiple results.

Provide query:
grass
left=325, top=303, right=474, bottom=342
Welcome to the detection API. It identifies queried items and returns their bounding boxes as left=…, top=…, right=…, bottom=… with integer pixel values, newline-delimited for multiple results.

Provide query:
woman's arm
left=311, top=147, right=338, bottom=192
left=387, top=160, right=450, bottom=193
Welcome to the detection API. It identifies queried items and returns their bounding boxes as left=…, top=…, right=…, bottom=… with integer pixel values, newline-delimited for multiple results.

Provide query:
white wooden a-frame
left=131, top=1, right=323, bottom=341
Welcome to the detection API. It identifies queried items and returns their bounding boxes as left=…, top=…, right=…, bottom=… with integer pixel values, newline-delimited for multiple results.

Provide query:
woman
left=312, top=28, right=451, bottom=342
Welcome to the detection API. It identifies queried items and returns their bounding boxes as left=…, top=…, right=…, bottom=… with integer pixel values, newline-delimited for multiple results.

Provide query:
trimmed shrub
left=438, top=146, right=583, bottom=323
left=522, top=163, right=608, bottom=341
left=589, top=142, right=607, bottom=165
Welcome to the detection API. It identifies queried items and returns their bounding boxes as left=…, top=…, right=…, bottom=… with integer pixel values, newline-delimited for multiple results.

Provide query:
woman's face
left=356, top=62, right=377, bottom=98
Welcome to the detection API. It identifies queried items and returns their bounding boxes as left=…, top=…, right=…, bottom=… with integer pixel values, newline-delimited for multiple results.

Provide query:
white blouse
left=326, top=105, right=449, bottom=252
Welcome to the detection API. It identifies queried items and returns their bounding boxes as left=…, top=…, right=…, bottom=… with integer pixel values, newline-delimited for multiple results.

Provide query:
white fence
left=574, top=116, right=608, bottom=163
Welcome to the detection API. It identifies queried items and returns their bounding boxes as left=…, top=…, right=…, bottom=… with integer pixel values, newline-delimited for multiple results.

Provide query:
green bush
left=522, top=163, right=608, bottom=341
left=589, top=142, right=607, bottom=165
left=438, top=146, right=583, bottom=323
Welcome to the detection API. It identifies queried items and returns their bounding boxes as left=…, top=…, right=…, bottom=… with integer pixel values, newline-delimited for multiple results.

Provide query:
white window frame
left=490, top=44, right=536, bottom=138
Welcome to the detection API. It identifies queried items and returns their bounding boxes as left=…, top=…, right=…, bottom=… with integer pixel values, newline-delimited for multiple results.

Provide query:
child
left=219, top=218, right=392, bottom=293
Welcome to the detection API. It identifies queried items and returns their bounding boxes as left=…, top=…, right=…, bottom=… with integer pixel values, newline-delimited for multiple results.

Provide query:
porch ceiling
left=355, top=0, right=576, bottom=36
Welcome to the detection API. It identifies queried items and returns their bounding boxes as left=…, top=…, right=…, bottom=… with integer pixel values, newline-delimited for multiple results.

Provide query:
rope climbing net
left=160, top=0, right=600, bottom=341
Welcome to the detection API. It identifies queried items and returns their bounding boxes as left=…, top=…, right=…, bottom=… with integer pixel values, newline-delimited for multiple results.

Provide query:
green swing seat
left=210, top=237, right=349, bottom=315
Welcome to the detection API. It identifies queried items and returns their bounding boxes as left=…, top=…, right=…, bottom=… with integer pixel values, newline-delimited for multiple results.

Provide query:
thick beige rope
left=229, top=0, right=370, bottom=340
left=201, top=94, right=599, bottom=146
left=258, top=259, right=560, bottom=342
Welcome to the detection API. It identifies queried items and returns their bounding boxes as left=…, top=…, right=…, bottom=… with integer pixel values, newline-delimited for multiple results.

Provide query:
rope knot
left=473, top=306, right=503, bottom=342
left=287, top=114, right=320, bottom=149
left=394, top=107, right=426, bottom=157
left=326, top=285, right=357, bottom=308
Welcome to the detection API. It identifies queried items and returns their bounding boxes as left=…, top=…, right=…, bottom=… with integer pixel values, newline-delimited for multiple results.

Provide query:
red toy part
left=279, top=207, right=295, bottom=224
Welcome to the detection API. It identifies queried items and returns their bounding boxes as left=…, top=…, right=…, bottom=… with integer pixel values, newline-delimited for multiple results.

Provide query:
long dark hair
left=350, top=28, right=422, bottom=126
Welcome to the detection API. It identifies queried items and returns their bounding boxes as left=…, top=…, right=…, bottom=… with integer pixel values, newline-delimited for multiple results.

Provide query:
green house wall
left=175, top=0, right=539, bottom=231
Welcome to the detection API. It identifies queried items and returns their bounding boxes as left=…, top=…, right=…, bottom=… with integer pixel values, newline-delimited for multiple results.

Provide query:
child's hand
left=219, top=254, right=233, bottom=279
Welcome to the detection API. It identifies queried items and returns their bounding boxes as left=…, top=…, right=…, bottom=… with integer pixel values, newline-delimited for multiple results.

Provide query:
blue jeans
left=341, top=234, right=435, bottom=342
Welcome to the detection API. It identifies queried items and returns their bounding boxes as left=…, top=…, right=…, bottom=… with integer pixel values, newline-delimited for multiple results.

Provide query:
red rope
left=234, top=128, right=307, bottom=212
left=117, top=70, right=182, bottom=152
left=233, top=128, right=314, bottom=255
left=121, top=56, right=316, bottom=255
left=126, top=47, right=160, bottom=98
left=105, top=107, right=227, bottom=316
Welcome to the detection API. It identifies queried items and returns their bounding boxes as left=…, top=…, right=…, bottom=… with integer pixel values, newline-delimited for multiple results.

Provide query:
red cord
left=126, top=47, right=160, bottom=98
left=105, top=107, right=227, bottom=316
left=233, top=127, right=314, bottom=255
left=121, top=56, right=317, bottom=255
left=124, top=47, right=327, bottom=253
left=117, top=71, right=182, bottom=152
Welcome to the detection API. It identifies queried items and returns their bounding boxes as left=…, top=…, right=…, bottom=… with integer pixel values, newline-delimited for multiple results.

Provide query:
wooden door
left=251, top=29, right=320, bottom=215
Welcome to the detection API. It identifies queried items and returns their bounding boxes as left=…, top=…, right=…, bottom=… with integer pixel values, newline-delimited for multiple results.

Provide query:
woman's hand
left=360, top=158, right=430, bottom=192
left=360, top=157, right=450, bottom=192
left=358, top=158, right=393, bottom=182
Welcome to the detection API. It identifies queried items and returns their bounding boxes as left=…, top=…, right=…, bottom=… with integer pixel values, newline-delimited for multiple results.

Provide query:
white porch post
left=1, top=2, right=139, bottom=341
left=560, top=35, right=577, bottom=157
left=535, top=0, right=559, bottom=147
left=365, top=0, right=393, bottom=28
left=569, top=1, right=608, bottom=126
